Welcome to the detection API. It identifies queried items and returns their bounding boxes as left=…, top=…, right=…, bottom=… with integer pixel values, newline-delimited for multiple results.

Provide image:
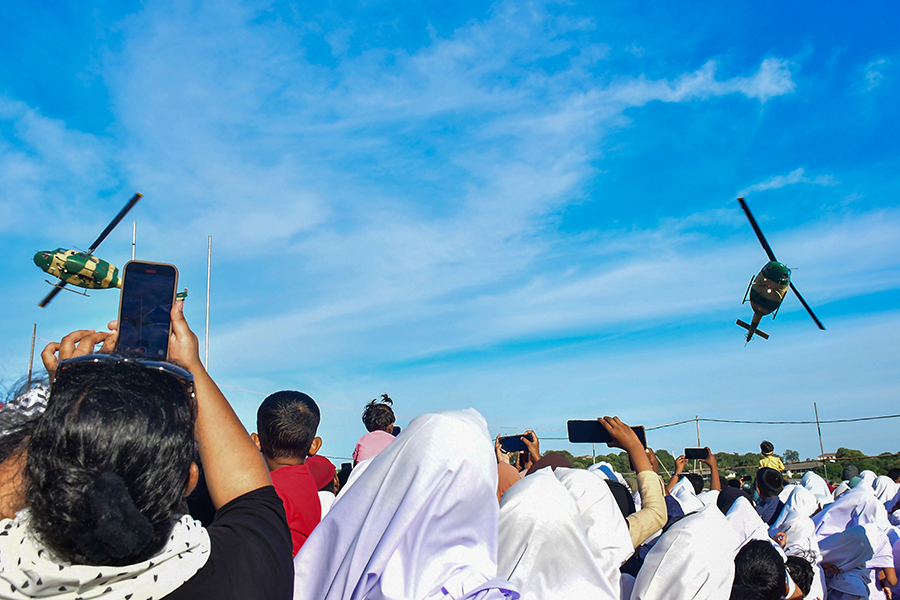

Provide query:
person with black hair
left=666, top=447, right=721, bottom=494
left=0, top=376, right=49, bottom=520
left=352, top=394, right=397, bottom=464
left=0, top=304, right=292, bottom=600
left=754, top=467, right=786, bottom=525
left=759, top=441, right=784, bottom=472
left=251, top=390, right=323, bottom=556
left=734, top=540, right=810, bottom=600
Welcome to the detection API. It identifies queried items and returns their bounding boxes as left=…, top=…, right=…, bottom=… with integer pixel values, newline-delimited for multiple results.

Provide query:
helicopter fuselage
left=33, top=248, right=121, bottom=290
left=746, top=260, right=791, bottom=317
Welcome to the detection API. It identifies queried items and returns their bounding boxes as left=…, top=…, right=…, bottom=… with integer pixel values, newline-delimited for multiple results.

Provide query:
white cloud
left=738, top=168, right=838, bottom=196
left=864, top=58, right=887, bottom=91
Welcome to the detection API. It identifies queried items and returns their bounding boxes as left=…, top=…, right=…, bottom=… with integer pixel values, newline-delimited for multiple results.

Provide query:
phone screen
left=567, top=420, right=647, bottom=447
left=684, top=447, right=709, bottom=460
left=115, top=261, right=178, bottom=359
left=500, top=435, right=529, bottom=453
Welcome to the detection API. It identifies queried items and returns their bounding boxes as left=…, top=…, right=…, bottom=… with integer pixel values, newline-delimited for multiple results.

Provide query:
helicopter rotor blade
left=789, top=282, right=825, bottom=330
left=38, top=281, right=68, bottom=308
left=738, top=197, right=777, bottom=262
left=87, top=192, right=143, bottom=254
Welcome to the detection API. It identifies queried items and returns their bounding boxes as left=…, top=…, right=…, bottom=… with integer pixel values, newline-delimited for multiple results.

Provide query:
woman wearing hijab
left=632, top=502, right=740, bottom=600
left=800, top=471, right=833, bottom=511
left=293, top=409, right=517, bottom=600
left=0, top=306, right=293, bottom=600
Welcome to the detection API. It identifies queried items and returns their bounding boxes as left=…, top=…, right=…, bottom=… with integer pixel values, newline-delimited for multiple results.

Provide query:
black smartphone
left=115, top=260, right=179, bottom=359
left=391, top=426, right=402, bottom=437
left=567, top=420, right=647, bottom=447
left=500, top=433, right=533, bottom=453
left=684, top=447, right=709, bottom=460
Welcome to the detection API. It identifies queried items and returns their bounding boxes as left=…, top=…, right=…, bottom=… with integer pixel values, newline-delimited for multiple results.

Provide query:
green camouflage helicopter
left=33, top=193, right=142, bottom=308
left=736, top=197, right=825, bottom=342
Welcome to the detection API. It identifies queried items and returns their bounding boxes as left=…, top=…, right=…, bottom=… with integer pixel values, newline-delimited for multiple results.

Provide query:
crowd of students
left=0, top=304, right=898, bottom=600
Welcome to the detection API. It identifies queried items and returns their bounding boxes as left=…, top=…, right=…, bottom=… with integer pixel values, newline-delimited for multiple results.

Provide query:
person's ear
left=251, top=433, right=262, bottom=452
left=183, top=462, right=200, bottom=497
left=308, top=436, right=322, bottom=457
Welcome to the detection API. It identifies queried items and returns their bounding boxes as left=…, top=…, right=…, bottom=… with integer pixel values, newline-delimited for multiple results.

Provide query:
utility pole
left=27, top=324, right=36, bottom=387
left=205, top=235, right=212, bottom=369
left=132, top=222, right=136, bottom=260
left=814, top=402, right=828, bottom=482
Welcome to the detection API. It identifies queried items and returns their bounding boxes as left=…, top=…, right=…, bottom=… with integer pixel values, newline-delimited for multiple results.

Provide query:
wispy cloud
left=738, top=168, right=838, bottom=196
left=863, top=58, right=888, bottom=91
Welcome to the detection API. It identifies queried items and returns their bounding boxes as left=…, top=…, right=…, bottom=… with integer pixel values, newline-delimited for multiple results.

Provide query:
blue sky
left=2, top=1, right=898, bottom=466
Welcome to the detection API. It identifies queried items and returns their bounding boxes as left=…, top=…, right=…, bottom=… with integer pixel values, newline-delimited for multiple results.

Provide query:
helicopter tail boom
left=736, top=318, right=769, bottom=341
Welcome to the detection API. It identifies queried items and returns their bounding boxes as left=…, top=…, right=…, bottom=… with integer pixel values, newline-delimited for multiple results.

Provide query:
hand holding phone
left=499, top=432, right=535, bottom=454
left=684, top=447, right=710, bottom=461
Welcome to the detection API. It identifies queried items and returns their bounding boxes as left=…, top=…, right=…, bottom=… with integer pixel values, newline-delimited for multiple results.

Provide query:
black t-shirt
left=164, top=486, right=293, bottom=600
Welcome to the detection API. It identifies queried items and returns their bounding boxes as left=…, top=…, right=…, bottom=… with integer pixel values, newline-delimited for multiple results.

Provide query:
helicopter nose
left=33, top=251, right=52, bottom=270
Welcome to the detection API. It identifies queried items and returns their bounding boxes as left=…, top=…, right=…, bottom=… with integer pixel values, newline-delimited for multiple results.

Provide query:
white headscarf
left=778, top=484, right=795, bottom=504
left=553, top=468, right=634, bottom=584
left=669, top=476, right=704, bottom=514
left=780, top=484, right=819, bottom=519
left=631, top=503, right=739, bottom=600
left=813, top=485, right=891, bottom=540
left=832, top=481, right=850, bottom=500
left=725, top=497, right=771, bottom=552
left=860, top=470, right=877, bottom=489
left=800, top=471, right=833, bottom=508
left=818, top=525, right=879, bottom=598
left=497, top=468, right=620, bottom=600
left=873, top=476, right=897, bottom=505
left=292, top=409, right=517, bottom=600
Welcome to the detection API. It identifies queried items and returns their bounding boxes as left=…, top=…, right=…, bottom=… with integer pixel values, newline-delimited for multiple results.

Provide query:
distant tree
left=782, top=449, right=800, bottom=463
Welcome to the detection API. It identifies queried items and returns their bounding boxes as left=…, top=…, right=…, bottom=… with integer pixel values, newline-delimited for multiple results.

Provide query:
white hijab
left=818, top=525, right=879, bottom=598
left=801, top=471, right=833, bottom=507
left=497, top=468, right=621, bottom=600
left=860, top=470, right=878, bottom=489
left=631, top=503, right=739, bottom=600
left=813, top=485, right=891, bottom=540
left=725, top=497, right=771, bottom=553
left=669, top=476, right=704, bottom=514
left=292, top=409, right=517, bottom=600
left=874, top=476, right=897, bottom=505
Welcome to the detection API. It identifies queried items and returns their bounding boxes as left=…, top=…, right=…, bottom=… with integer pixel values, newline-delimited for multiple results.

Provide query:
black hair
left=717, top=486, right=751, bottom=515
left=605, top=480, right=636, bottom=517
left=734, top=540, right=785, bottom=600
left=362, top=394, right=395, bottom=433
left=730, top=585, right=765, bottom=600
left=785, top=555, right=814, bottom=597
left=760, top=440, right=774, bottom=454
left=27, top=360, right=195, bottom=566
left=685, top=473, right=704, bottom=494
left=257, top=391, right=320, bottom=460
left=888, top=468, right=900, bottom=481
left=755, top=467, right=784, bottom=498
left=727, top=478, right=742, bottom=488
left=337, top=463, right=352, bottom=491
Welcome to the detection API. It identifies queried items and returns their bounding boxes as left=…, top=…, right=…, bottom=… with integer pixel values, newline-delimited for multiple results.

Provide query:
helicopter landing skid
left=45, top=280, right=90, bottom=297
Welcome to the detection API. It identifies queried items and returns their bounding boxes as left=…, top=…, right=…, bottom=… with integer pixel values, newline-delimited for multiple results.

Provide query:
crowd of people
left=0, top=304, right=898, bottom=599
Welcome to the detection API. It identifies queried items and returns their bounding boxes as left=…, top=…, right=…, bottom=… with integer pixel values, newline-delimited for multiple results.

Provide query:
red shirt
left=269, top=463, right=322, bottom=556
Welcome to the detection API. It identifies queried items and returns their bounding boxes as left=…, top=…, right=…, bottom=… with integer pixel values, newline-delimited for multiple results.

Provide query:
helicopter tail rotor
left=736, top=318, right=769, bottom=342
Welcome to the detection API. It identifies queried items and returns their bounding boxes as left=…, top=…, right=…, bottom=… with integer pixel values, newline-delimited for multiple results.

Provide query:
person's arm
left=495, top=435, right=511, bottom=465
left=701, top=448, right=720, bottom=491
left=522, top=430, right=540, bottom=466
left=168, top=301, right=272, bottom=509
left=666, top=455, right=687, bottom=493
left=598, top=417, right=666, bottom=548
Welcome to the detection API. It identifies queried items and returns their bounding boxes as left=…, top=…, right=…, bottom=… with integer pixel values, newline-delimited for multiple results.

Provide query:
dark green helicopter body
left=736, top=198, right=825, bottom=342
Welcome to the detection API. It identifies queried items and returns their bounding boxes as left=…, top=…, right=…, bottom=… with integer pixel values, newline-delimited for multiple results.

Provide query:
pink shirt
left=353, top=430, right=396, bottom=463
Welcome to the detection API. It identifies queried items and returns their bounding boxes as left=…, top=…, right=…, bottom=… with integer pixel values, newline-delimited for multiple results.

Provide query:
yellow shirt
left=759, top=453, right=784, bottom=471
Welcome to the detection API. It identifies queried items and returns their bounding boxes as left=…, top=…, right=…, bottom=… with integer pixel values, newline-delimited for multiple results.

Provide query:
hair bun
left=74, top=472, right=154, bottom=563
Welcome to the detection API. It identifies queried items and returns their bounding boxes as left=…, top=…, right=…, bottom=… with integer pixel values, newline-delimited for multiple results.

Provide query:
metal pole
left=132, top=222, right=136, bottom=260
left=27, top=324, right=36, bottom=386
left=205, top=235, right=211, bottom=369
left=815, top=402, right=827, bottom=482
left=694, top=415, right=700, bottom=472
left=592, top=443, right=596, bottom=465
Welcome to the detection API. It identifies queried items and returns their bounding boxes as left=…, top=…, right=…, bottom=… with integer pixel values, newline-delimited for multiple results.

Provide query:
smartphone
left=684, top=447, right=710, bottom=460
left=391, top=426, right=402, bottom=437
left=500, top=433, right=534, bottom=453
left=115, top=260, right=179, bottom=359
left=567, top=420, right=647, bottom=447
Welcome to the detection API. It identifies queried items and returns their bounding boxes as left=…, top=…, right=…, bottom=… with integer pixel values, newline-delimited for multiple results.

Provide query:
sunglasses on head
left=53, top=354, right=195, bottom=401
